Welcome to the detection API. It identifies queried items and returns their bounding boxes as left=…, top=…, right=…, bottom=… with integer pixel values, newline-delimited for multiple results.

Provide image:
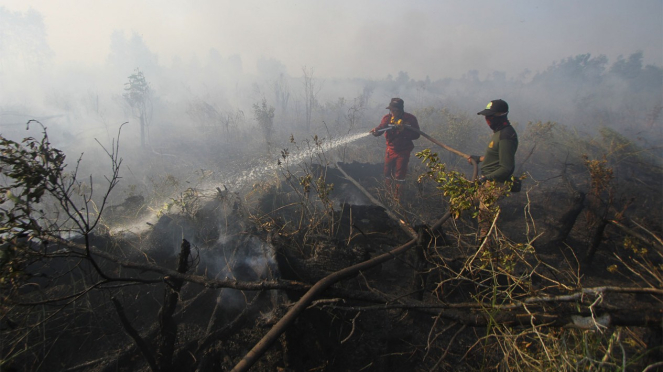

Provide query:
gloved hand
left=476, top=175, right=488, bottom=185
left=468, top=155, right=481, bottom=164
left=370, top=129, right=380, bottom=137
left=393, top=119, right=404, bottom=132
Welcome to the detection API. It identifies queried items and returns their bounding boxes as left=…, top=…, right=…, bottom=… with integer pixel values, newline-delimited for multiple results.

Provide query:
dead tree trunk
left=549, top=191, right=585, bottom=246
left=584, top=219, right=609, bottom=267
left=543, top=169, right=585, bottom=250
left=156, top=239, right=191, bottom=372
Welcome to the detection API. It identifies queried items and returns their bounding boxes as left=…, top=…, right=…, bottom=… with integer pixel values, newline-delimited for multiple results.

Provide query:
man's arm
left=370, top=115, right=391, bottom=136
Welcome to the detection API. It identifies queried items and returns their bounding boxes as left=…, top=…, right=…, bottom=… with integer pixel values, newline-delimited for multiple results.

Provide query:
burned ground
left=1, top=118, right=662, bottom=372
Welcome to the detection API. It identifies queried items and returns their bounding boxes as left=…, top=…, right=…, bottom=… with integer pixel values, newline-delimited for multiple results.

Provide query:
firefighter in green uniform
left=468, top=99, right=519, bottom=246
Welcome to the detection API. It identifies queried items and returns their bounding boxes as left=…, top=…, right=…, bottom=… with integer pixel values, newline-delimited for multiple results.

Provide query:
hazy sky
left=3, top=0, right=663, bottom=80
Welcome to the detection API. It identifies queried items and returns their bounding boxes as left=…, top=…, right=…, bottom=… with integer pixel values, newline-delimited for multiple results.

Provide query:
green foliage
left=0, top=125, right=70, bottom=296
left=416, top=148, right=512, bottom=219
left=0, top=123, right=122, bottom=301
left=0, top=124, right=67, bottom=237
left=416, top=149, right=475, bottom=218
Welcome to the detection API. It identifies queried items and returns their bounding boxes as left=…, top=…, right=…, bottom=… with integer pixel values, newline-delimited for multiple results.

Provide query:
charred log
left=584, top=219, right=609, bottom=267
left=156, top=239, right=191, bottom=372
left=541, top=169, right=586, bottom=251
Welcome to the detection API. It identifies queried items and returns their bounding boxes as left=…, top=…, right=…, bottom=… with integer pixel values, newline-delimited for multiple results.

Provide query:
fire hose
left=404, top=125, right=471, bottom=160
left=231, top=126, right=478, bottom=372
left=378, top=124, right=479, bottom=179
left=405, top=125, right=479, bottom=178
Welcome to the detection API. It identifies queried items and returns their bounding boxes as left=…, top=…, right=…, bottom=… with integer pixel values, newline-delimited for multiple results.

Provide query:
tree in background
left=253, top=98, right=275, bottom=147
left=123, top=69, right=152, bottom=148
left=0, top=7, right=54, bottom=74
left=273, top=73, right=290, bottom=115
left=302, top=66, right=321, bottom=131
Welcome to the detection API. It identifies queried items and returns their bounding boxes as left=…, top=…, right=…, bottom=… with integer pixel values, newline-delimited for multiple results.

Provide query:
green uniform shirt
left=481, top=124, right=518, bottom=182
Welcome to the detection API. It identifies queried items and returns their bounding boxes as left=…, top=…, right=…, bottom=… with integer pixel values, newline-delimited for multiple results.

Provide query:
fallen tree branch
left=316, top=294, right=662, bottom=328
left=321, top=285, right=663, bottom=311
left=231, top=211, right=449, bottom=372
left=111, top=297, right=158, bottom=372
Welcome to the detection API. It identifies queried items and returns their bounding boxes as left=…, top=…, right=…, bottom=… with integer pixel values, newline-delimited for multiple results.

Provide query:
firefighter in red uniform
left=370, top=98, right=420, bottom=200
